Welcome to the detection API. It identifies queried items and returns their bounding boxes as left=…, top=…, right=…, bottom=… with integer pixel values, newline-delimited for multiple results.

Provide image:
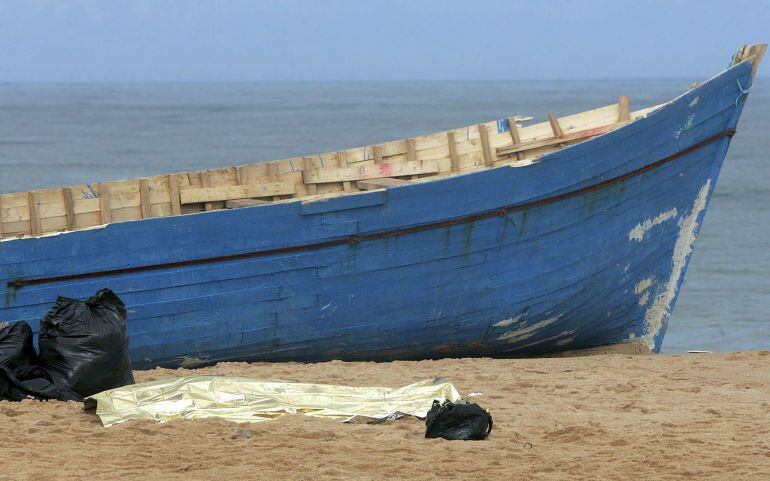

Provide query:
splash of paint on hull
left=641, top=180, right=711, bottom=349
left=628, top=208, right=678, bottom=242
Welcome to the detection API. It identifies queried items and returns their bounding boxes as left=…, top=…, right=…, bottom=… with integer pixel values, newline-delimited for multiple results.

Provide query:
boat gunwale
left=6, top=127, right=737, bottom=289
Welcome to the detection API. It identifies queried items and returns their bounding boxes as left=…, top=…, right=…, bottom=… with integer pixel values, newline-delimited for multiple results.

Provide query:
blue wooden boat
left=0, top=44, right=765, bottom=368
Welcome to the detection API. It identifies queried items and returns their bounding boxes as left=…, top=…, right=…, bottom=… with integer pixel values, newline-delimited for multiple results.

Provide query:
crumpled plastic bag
left=38, top=288, right=134, bottom=398
left=424, top=399, right=493, bottom=440
left=0, top=364, right=82, bottom=402
left=87, top=376, right=461, bottom=427
left=0, top=321, right=38, bottom=370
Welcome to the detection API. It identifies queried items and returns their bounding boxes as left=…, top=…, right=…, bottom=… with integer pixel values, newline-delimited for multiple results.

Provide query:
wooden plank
left=507, top=117, right=522, bottom=145
left=497, top=123, right=617, bottom=156
left=264, top=162, right=282, bottom=200
left=405, top=138, right=420, bottom=179
left=478, top=124, right=495, bottom=166
left=618, top=96, right=630, bottom=122
left=548, top=112, right=566, bottom=149
left=225, top=198, right=270, bottom=209
left=446, top=131, right=460, bottom=173
left=336, top=151, right=352, bottom=192
left=735, top=43, right=767, bottom=79
left=405, top=138, right=417, bottom=163
left=301, top=157, right=318, bottom=195
left=62, top=187, right=76, bottom=230
left=98, top=183, right=112, bottom=224
left=286, top=159, right=309, bottom=197
left=200, top=171, right=213, bottom=211
left=548, top=113, right=564, bottom=137
left=27, top=192, right=40, bottom=236
left=733, top=44, right=750, bottom=65
left=356, top=178, right=412, bottom=190
left=749, top=44, right=767, bottom=79
left=180, top=182, right=297, bottom=204
left=168, top=174, right=182, bottom=216
left=507, top=116, right=522, bottom=160
left=266, top=162, right=278, bottom=181
left=303, top=160, right=438, bottom=184
left=373, top=145, right=383, bottom=164
left=139, top=179, right=152, bottom=218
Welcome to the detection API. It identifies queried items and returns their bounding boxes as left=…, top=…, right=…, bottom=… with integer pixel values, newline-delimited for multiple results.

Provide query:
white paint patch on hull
left=638, top=291, right=650, bottom=307
left=493, top=314, right=523, bottom=328
left=635, top=277, right=654, bottom=307
left=634, top=278, right=653, bottom=295
left=628, top=208, right=678, bottom=242
left=515, top=330, right=575, bottom=350
left=674, top=113, right=696, bottom=140
left=497, top=315, right=562, bottom=343
left=641, top=180, right=712, bottom=349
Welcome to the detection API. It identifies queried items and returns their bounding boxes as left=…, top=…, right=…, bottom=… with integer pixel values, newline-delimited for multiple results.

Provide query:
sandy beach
left=0, top=351, right=767, bottom=480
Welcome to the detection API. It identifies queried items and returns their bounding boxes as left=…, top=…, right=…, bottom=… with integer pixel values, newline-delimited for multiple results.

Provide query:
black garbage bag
left=0, top=365, right=25, bottom=401
left=38, top=288, right=134, bottom=398
left=0, top=364, right=82, bottom=402
left=0, top=321, right=38, bottom=369
left=425, top=399, right=493, bottom=440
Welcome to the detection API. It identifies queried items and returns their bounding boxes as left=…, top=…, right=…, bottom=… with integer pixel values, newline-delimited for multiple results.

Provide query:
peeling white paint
left=516, top=330, right=575, bottom=350
left=556, top=336, right=575, bottom=346
left=493, top=314, right=523, bottom=328
left=320, top=301, right=338, bottom=319
left=628, top=208, right=678, bottom=242
left=634, top=278, right=653, bottom=295
left=641, top=181, right=711, bottom=349
left=688, top=96, right=699, bottom=108
left=638, top=291, right=650, bottom=307
left=497, top=315, right=562, bottom=343
left=674, top=113, right=696, bottom=139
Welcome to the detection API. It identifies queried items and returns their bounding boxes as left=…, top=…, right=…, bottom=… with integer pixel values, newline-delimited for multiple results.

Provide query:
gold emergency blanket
left=88, top=376, right=461, bottom=427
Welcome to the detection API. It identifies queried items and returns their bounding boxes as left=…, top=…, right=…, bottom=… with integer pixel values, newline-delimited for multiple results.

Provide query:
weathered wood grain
left=618, top=96, right=631, bottom=122
left=139, top=179, right=153, bottom=219
left=303, top=160, right=438, bottom=184
left=27, top=192, right=40, bottom=236
left=356, top=178, right=412, bottom=190
left=180, top=182, right=297, bottom=204
left=478, top=124, right=495, bottom=166
left=98, top=183, right=112, bottom=224
left=225, top=198, right=270, bottom=208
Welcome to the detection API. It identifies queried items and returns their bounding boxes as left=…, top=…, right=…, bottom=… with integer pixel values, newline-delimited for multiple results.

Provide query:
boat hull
left=0, top=62, right=754, bottom=369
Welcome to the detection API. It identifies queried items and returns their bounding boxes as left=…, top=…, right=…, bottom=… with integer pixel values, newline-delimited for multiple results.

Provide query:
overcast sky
left=1, top=0, right=767, bottom=82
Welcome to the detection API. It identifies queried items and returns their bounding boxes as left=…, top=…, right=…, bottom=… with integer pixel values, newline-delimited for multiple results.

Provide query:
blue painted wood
left=0, top=61, right=756, bottom=369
